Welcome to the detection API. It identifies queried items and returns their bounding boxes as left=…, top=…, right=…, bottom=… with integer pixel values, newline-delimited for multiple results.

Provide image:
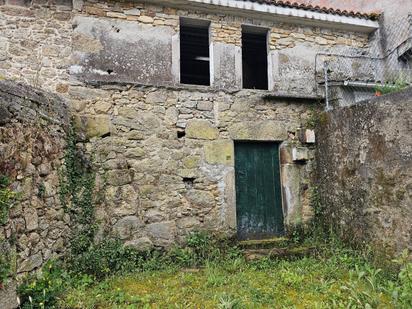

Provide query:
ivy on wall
left=59, top=124, right=97, bottom=257
left=0, top=175, right=16, bottom=287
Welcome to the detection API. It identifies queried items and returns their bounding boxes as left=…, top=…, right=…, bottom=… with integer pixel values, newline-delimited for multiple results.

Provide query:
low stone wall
left=0, top=81, right=69, bottom=308
left=316, top=87, right=412, bottom=254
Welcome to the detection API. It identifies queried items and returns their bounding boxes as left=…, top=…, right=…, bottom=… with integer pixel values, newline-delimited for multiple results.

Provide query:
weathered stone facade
left=0, top=81, right=69, bottom=309
left=0, top=1, right=370, bottom=94
left=74, top=85, right=317, bottom=248
left=0, top=0, right=379, bottom=275
left=316, top=88, right=412, bottom=254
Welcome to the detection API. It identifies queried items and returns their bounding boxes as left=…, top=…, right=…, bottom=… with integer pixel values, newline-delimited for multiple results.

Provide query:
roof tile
left=237, top=0, right=379, bottom=20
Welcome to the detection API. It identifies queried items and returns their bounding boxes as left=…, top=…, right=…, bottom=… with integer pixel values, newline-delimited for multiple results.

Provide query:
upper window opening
left=180, top=18, right=211, bottom=86
left=242, top=26, right=268, bottom=90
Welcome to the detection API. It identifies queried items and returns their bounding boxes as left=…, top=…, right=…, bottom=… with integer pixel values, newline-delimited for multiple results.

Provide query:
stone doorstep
left=238, top=236, right=290, bottom=249
left=243, top=245, right=318, bottom=262
left=239, top=236, right=319, bottom=261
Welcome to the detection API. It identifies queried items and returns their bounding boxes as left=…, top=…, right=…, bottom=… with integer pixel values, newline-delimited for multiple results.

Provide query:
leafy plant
left=390, top=250, right=412, bottom=307
left=59, top=124, right=97, bottom=258
left=217, top=294, right=241, bottom=309
left=37, top=182, right=46, bottom=199
left=18, top=260, right=71, bottom=309
left=66, top=238, right=156, bottom=279
left=0, top=240, right=13, bottom=287
left=168, top=231, right=241, bottom=267
left=374, top=78, right=409, bottom=95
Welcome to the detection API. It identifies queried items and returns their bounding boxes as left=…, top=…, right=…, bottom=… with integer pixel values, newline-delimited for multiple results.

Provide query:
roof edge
left=190, top=0, right=380, bottom=33
left=144, top=0, right=380, bottom=33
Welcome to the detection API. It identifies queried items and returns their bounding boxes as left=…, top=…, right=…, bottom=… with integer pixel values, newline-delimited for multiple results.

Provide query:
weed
left=0, top=240, right=13, bottom=287
left=37, top=182, right=46, bottom=199
left=217, top=294, right=241, bottom=309
left=374, top=77, right=409, bottom=95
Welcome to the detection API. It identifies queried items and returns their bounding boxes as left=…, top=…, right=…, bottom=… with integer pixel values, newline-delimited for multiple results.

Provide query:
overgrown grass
left=60, top=248, right=411, bottom=308
left=17, top=233, right=412, bottom=309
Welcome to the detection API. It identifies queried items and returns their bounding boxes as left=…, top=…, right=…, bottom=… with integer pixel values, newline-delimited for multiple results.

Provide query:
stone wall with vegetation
left=0, top=81, right=69, bottom=308
left=0, top=0, right=376, bottom=268
left=316, top=87, right=412, bottom=254
left=73, top=84, right=317, bottom=249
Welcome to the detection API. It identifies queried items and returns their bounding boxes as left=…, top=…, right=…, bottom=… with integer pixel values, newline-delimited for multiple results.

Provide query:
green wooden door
left=235, top=142, right=284, bottom=240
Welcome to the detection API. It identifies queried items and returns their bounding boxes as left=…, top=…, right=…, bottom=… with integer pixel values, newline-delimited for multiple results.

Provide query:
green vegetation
left=0, top=241, right=13, bottom=287
left=374, top=78, right=409, bottom=95
left=17, top=231, right=412, bottom=309
left=58, top=124, right=97, bottom=268
left=16, top=125, right=411, bottom=308
left=60, top=252, right=406, bottom=309
left=0, top=175, right=17, bottom=286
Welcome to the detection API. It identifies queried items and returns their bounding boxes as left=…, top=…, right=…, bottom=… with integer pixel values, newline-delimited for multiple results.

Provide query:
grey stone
left=197, top=101, right=213, bottom=111
left=38, top=163, right=51, bottom=176
left=18, top=253, right=43, bottom=273
left=145, top=208, right=165, bottom=223
left=24, top=208, right=38, bottom=231
left=106, top=169, right=132, bottom=186
left=124, top=237, right=153, bottom=251
left=228, top=121, right=290, bottom=141
left=0, top=105, right=11, bottom=125
left=72, top=0, right=84, bottom=11
left=177, top=217, right=200, bottom=229
left=106, top=185, right=138, bottom=216
left=112, top=216, right=143, bottom=240
left=185, top=190, right=215, bottom=209
left=0, top=37, right=9, bottom=61
left=146, top=221, right=176, bottom=247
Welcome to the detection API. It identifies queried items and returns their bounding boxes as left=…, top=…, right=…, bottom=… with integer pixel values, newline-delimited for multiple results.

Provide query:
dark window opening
left=177, top=130, right=186, bottom=138
left=242, top=27, right=268, bottom=90
left=180, top=19, right=210, bottom=86
left=183, top=177, right=196, bottom=189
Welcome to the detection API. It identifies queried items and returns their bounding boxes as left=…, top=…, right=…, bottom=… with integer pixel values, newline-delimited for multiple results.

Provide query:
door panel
left=235, top=142, right=284, bottom=240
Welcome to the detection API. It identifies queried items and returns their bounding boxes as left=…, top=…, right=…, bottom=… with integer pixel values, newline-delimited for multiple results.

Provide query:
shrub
left=168, top=232, right=241, bottom=267
left=18, top=260, right=70, bottom=309
left=390, top=250, right=412, bottom=307
left=66, top=238, right=146, bottom=279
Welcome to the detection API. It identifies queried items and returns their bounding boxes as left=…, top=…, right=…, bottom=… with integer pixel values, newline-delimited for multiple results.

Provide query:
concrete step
left=238, top=237, right=290, bottom=249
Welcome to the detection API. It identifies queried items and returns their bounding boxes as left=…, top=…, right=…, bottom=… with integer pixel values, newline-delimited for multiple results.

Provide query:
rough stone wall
left=316, top=88, right=412, bottom=254
left=0, top=1, right=374, bottom=252
left=0, top=1, right=370, bottom=95
left=0, top=2, right=73, bottom=93
left=0, top=81, right=69, bottom=308
left=73, top=84, right=316, bottom=249
left=0, top=81, right=69, bottom=272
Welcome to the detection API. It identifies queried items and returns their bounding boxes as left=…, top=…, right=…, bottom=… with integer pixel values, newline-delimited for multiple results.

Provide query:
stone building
left=0, top=0, right=389, bottom=278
